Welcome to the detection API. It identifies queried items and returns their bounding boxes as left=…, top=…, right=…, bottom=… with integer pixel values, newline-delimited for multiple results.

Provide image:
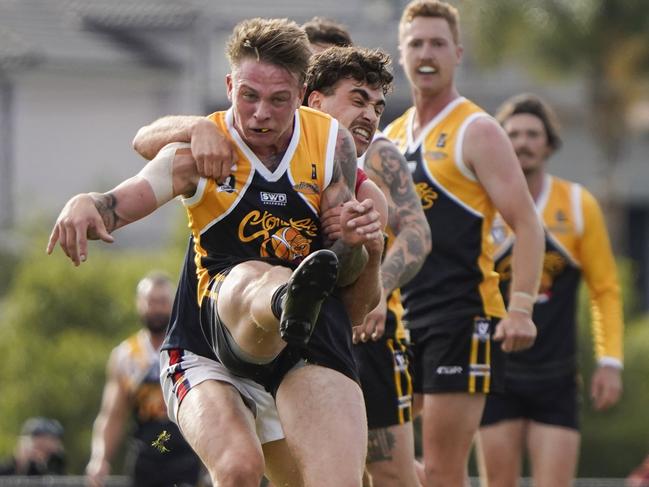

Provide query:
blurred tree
left=576, top=261, right=648, bottom=477
left=463, top=0, right=649, bottom=246
left=0, top=235, right=181, bottom=474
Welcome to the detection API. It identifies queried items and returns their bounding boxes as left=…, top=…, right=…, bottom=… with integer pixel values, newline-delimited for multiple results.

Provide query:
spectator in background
left=85, top=272, right=203, bottom=487
left=0, top=417, right=66, bottom=476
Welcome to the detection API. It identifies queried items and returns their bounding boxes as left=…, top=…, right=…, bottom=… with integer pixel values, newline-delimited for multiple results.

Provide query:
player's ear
left=307, top=90, right=324, bottom=110
left=226, top=73, right=233, bottom=101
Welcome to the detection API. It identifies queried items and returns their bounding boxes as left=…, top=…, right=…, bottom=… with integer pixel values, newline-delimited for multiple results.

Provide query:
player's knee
left=212, top=449, right=265, bottom=487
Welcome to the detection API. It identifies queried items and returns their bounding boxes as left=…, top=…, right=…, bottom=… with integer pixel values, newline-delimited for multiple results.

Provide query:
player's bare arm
left=86, top=351, right=130, bottom=487
left=344, top=181, right=388, bottom=331
left=355, top=139, right=431, bottom=340
left=133, top=115, right=237, bottom=183
left=464, top=117, right=544, bottom=352
left=322, top=126, right=383, bottom=287
left=365, top=138, right=431, bottom=293
left=47, top=146, right=200, bottom=266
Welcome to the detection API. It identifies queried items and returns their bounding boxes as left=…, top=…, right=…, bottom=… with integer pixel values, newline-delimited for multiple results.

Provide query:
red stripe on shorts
left=168, top=348, right=191, bottom=403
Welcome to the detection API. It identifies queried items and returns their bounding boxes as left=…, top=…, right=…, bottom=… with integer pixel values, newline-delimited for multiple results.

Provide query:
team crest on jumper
left=260, top=226, right=311, bottom=261
left=238, top=210, right=317, bottom=263
left=537, top=251, right=568, bottom=303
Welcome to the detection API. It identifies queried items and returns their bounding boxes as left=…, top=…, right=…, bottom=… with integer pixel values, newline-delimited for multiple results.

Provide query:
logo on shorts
left=394, top=350, right=408, bottom=372
left=436, top=365, right=463, bottom=375
left=474, top=317, right=491, bottom=342
left=260, top=191, right=287, bottom=206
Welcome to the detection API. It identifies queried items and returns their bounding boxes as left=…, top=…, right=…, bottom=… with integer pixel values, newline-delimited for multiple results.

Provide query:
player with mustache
left=383, top=2, right=544, bottom=486
left=477, top=93, right=624, bottom=487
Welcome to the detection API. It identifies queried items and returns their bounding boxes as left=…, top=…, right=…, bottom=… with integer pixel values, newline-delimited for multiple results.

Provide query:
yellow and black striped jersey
left=493, top=174, right=623, bottom=377
left=186, top=106, right=337, bottom=304
left=384, top=97, right=505, bottom=328
left=164, top=107, right=338, bottom=355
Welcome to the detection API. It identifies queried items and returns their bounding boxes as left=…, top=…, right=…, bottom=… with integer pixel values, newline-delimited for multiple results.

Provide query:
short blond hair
left=399, top=0, right=460, bottom=44
left=226, top=18, right=312, bottom=84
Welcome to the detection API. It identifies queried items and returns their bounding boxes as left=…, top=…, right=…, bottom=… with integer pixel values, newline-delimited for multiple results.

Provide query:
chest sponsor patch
left=260, top=191, right=287, bottom=206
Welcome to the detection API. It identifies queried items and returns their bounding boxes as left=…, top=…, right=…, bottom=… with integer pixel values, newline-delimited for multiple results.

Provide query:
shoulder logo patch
left=293, top=182, right=320, bottom=195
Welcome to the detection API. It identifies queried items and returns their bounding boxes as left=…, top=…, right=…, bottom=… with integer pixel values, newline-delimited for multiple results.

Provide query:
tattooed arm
left=364, top=138, right=431, bottom=294
left=351, top=138, right=431, bottom=340
left=47, top=146, right=199, bottom=266
left=321, top=126, right=383, bottom=287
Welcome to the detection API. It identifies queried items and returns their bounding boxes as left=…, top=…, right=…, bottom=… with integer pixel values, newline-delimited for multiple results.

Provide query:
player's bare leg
left=178, top=380, right=264, bottom=487
left=421, top=393, right=485, bottom=487
left=263, top=438, right=303, bottom=487
left=528, top=422, right=579, bottom=487
left=366, top=422, right=420, bottom=487
left=476, top=420, right=525, bottom=487
left=277, top=365, right=367, bottom=487
left=217, top=250, right=338, bottom=358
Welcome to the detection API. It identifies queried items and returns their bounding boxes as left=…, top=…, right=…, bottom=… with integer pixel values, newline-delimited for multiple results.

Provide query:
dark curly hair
left=305, top=46, right=393, bottom=101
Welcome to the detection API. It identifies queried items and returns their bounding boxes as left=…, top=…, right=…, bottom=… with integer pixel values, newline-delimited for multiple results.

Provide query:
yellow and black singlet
left=114, top=330, right=197, bottom=466
left=384, top=97, right=505, bottom=328
left=163, top=106, right=338, bottom=355
left=187, top=106, right=337, bottom=304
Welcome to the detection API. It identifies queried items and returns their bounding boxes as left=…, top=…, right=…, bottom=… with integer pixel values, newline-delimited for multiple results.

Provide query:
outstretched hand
left=46, top=194, right=114, bottom=266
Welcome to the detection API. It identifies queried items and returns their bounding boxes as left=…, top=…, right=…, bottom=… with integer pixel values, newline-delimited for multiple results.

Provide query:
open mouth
left=417, top=65, right=437, bottom=74
left=351, top=126, right=372, bottom=143
left=252, top=128, right=271, bottom=133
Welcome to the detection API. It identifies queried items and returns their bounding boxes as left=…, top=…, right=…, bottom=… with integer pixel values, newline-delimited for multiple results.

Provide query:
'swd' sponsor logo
left=260, top=192, right=287, bottom=206
left=436, top=365, right=463, bottom=375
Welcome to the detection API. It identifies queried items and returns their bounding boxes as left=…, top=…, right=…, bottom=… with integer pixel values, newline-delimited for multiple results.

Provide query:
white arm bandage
left=137, top=142, right=191, bottom=205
